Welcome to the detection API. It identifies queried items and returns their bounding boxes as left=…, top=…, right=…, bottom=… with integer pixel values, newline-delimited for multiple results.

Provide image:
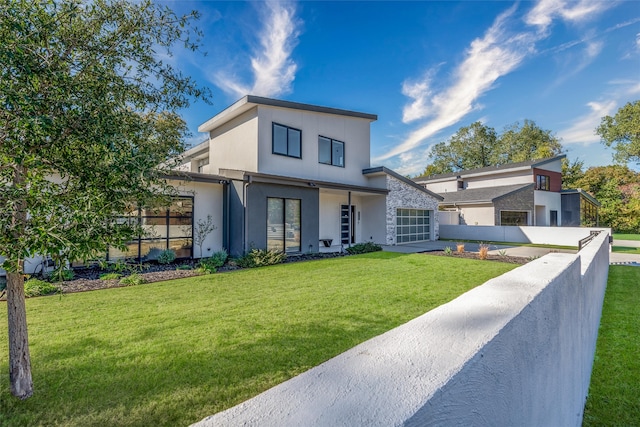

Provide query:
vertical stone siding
left=385, top=175, right=440, bottom=244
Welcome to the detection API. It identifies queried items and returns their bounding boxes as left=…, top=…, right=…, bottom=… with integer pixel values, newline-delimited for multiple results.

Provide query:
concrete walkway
left=382, top=240, right=640, bottom=266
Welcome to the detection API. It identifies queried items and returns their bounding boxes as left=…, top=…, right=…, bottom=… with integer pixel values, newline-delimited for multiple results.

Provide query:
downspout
left=243, top=175, right=252, bottom=254
left=348, top=191, right=352, bottom=248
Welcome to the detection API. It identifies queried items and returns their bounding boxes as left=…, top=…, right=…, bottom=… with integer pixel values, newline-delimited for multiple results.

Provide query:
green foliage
left=574, top=165, right=640, bottom=232
left=24, top=279, right=59, bottom=298
left=420, top=120, right=563, bottom=175
left=175, top=265, right=193, bottom=271
left=498, top=249, right=508, bottom=257
left=584, top=266, right=640, bottom=425
left=345, top=242, right=383, bottom=254
left=51, top=268, right=74, bottom=283
left=197, top=249, right=228, bottom=273
left=443, top=246, right=453, bottom=255
left=157, top=249, right=176, bottom=265
left=236, top=249, right=286, bottom=268
left=119, top=273, right=146, bottom=286
left=108, top=259, right=128, bottom=273
left=596, top=100, right=640, bottom=165
left=99, top=273, right=122, bottom=280
left=561, top=158, right=585, bottom=189
left=0, top=253, right=516, bottom=426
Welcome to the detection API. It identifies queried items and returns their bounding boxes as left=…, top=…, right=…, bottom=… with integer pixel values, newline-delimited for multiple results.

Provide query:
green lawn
left=612, top=233, right=640, bottom=241
left=0, top=252, right=517, bottom=427
left=611, top=246, right=640, bottom=254
left=583, top=266, right=640, bottom=426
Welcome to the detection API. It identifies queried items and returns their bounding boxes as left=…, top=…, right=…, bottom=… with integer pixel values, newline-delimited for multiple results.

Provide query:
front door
left=340, top=205, right=355, bottom=245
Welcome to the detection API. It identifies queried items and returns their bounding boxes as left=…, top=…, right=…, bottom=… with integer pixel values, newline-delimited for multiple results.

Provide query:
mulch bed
left=421, top=250, right=529, bottom=265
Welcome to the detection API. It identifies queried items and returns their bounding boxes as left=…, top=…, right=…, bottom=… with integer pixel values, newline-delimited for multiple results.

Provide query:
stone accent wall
left=493, top=186, right=534, bottom=225
left=385, top=175, right=440, bottom=244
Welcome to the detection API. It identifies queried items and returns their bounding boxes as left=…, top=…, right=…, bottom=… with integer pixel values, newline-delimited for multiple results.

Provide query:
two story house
left=173, top=96, right=443, bottom=258
left=413, top=156, right=568, bottom=227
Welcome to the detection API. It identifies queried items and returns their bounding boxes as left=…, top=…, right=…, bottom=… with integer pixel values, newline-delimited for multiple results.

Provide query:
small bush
left=51, top=268, right=74, bottom=282
left=478, top=244, right=489, bottom=260
left=157, top=249, right=176, bottom=265
left=99, top=272, right=122, bottom=280
left=108, top=259, right=128, bottom=273
left=456, top=243, right=465, bottom=254
left=198, top=249, right=228, bottom=274
left=345, top=242, right=382, bottom=255
left=119, top=273, right=146, bottom=286
left=24, top=279, right=59, bottom=297
left=443, top=246, right=452, bottom=255
left=236, top=249, right=286, bottom=268
left=498, top=249, right=508, bottom=257
left=175, top=264, right=193, bottom=271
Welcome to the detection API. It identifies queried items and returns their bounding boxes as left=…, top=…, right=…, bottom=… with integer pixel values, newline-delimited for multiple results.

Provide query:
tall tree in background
left=0, top=0, right=209, bottom=398
left=596, top=100, right=640, bottom=165
left=420, top=120, right=564, bottom=176
left=561, top=158, right=585, bottom=189
left=574, top=165, right=640, bottom=233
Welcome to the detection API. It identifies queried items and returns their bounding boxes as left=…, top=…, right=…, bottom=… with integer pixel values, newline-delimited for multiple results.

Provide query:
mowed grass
left=0, top=252, right=517, bottom=427
left=612, top=233, right=640, bottom=241
left=583, top=266, right=640, bottom=425
left=612, top=246, right=640, bottom=254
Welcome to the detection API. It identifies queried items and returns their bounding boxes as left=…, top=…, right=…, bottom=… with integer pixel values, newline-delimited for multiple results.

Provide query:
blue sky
left=167, top=0, right=640, bottom=175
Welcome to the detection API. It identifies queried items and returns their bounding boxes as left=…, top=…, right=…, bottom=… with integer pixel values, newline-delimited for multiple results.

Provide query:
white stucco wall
left=256, top=106, right=373, bottom=187
left=208, top=108, right=259, bottom=174
left=192, top=233, right=609, bottom=427
left=459, top=205, right=495, bottom=225
left=439, top=224, right=611, bottom=246
left=534, top=190, right=562, bottom=226
left=385, top=175, right=440, bottom=244
left=465, top=170, right=532, bottom=189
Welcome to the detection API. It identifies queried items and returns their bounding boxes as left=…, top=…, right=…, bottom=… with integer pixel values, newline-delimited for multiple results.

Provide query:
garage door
left=396, top=209, right=431, bottom=243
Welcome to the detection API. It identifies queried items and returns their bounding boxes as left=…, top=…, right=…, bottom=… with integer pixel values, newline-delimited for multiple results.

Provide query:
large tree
left=0, top=0, right=209, bottom=398
left=421, top=120, right=564, bottom=175
left=596, top=100, right=640, bottom=165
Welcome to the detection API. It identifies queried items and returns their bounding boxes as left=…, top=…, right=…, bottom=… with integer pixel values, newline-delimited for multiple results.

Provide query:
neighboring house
left=176, top=95, right=443, bottom=257
left=413, top=155, right=587, bottom=227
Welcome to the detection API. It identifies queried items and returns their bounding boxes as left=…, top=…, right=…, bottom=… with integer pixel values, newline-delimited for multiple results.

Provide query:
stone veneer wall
left=385, top=175, right=440, bottom=244
left=493, top=186, right=534, bottom=225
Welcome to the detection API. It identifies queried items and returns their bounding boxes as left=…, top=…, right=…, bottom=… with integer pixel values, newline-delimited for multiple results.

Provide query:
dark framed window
left=108, top=196, right=193, bottom=261
left=272, top=123, right=301, bottom=158
left=536, top=174, right=550, bottom=191
left=267, top=197, right=301, bottom=253
left=500, top=210, right=529, bottom=226
left=318, top=136, right=345, bottom=167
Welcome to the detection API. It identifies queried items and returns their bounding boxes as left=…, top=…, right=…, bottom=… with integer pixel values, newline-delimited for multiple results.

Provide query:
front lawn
left=583, top=266, right=640, bottom=425
left=612, top=233, right=640, bottom=241
left=0, top=252, right=517, bottom=427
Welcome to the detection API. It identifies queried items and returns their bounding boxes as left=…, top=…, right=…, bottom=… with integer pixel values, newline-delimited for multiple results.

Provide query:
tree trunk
left=6, top=270, right=33, bottom=399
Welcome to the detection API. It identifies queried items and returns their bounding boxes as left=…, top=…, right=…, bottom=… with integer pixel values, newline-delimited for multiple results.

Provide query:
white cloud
left=214, top=1, right=300, bottom=98
left=558, top=100, right=617, bottom=145
left=525, top=0, right=613, bottom=33
left=377, top=4, right=531, bottom=162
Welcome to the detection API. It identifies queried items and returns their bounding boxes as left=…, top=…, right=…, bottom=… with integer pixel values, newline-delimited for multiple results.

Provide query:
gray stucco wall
left=192, top=232, right=609, bottom=427
left=385, top=175, right=440, bottom=244
left=246, top=183, right=319, bottom=254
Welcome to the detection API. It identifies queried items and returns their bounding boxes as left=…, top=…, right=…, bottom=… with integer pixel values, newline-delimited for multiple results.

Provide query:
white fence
left=192, top=232, right=610, bottom=427
left=439, top=224, right=611, bottom=247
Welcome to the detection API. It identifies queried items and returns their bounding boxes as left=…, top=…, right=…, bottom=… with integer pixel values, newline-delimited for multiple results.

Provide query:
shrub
left=197, top=249, right=228, bottom=274
left=119, top=273, right=146, bottom=286
left=236, top=249, right=286, bottom=268
left=175, top=264, right=193, bottom=271
left=345, top=242, right=382, bottom=255
left=99, top=272, right=122, bottom=280
left=478, top=244, right=489, bottom=260
left=108, top=259, right=128, bottom=273
left=498, top=249, right=508, bottom=257
left=456, top=243, right=465, bottom=254
left=443, top=246, right=453, bottom=255
left=51, top=268, right=74, bottom=282
left=157, top=249, right=176, bottom=265
left=24, top=279, right=60, bottom=297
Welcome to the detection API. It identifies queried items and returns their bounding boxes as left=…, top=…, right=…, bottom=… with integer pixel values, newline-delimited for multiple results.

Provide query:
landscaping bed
left=422, top=250, right=529, bottom=265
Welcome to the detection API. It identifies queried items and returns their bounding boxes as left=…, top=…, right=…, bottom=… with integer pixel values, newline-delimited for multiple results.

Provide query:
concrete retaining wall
left=439, top=224, right=611, bottom=247
left=193, top=232, right=610, bottom=427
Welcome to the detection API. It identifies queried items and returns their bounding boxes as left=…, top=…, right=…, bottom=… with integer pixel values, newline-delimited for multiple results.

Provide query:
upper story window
left=318, top=136, right=344, bottom=167
left=272, top=123, right=301, bottom=158
left=536, top=174, right=550, bottom=191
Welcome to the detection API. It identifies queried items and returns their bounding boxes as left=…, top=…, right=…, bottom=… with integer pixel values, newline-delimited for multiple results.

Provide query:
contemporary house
left=412, top=155, right=597, bottom=227
left=174, top=96, right=443, bottom=257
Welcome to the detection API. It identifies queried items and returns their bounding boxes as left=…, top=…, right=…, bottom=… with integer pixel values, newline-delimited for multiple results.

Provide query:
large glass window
left=536, top=174, right=550, bottom=191
left=273, top=123, right=302, bottom=158
left=109, top=196, right=193, bottom=261
left=318, top=136, right=344, bottom=167
left=500, top=210, right=529, bottom=226
left=267, top=197, right=301, bottom=253
left=396, top=209, right=431, bottom=243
